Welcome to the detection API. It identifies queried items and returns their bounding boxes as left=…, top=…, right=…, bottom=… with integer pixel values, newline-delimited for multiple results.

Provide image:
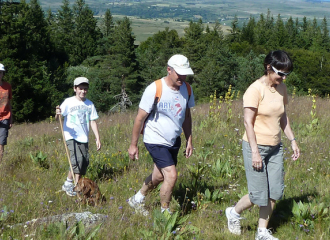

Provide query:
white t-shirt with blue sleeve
left=60, top=96, right=99, bottom=143
left=140, top=77, right=195, bottom=147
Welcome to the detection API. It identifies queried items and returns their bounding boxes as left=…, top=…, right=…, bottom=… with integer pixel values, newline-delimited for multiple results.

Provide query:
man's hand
left=128, top=145, right=139, bottom=160
left=184, top=143, right=193, bottom=158
left=96, top=139, right=101, bottom=151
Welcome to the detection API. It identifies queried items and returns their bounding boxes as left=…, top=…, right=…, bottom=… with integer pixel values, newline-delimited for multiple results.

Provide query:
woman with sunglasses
left=225, top=50, right=300, bottom=240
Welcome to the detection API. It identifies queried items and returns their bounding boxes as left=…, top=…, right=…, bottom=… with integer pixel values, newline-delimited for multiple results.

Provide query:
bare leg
left=138, top=164, right=177, bottom=209
left=258, top=199, right=276, bottom=228
left=67, top=171, right=81, bottom=185
left=159, top=165, right=177, bottom=209
left=0, top=145, right=4, bottom=163
left=234, top=194, right=254, bottom=214
left=140, top=164, right=164, bottom=195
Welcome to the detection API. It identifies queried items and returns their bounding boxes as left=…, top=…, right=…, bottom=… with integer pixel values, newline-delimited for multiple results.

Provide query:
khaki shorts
left=242, top=140, right=284, bottom=206
left=67, top=139, right=89, bottom=175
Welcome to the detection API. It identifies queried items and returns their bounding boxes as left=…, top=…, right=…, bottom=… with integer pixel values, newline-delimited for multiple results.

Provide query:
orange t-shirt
left=242, top=79, right=288, bottom=146
left=0, top=82, right=12, bottom=121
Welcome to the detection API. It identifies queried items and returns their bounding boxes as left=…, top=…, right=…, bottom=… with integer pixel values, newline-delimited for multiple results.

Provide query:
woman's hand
left=252, top=151, right=263, bottom=170
left=291, top=140, right=300, bottom=161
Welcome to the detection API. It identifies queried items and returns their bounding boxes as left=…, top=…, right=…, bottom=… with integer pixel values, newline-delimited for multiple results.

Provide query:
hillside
left=0, top=95, right=329, bottom=239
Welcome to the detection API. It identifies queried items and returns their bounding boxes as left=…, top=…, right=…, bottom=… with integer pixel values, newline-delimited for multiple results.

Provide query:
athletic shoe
left=161, top=208, right=173, bottom=215
left=225, top=207, right=242, bottom=235
left=128, top=196, right=149, bottom=216
left=62, top=183, right=76, bottom=197
left=255, top=229, right=279, bottom=240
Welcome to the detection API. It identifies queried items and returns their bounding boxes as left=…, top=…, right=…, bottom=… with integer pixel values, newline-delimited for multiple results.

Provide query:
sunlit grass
left=0, top=95, right=330, bottom=239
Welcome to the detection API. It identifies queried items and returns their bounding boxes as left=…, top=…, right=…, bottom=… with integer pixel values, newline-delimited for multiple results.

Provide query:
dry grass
left=1, top=96, right=330, bottom=239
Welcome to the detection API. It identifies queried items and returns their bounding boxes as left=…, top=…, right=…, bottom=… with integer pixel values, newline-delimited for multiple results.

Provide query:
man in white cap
left=128, top=54, right=195, bottom=215
left=0, top=63, right=13, bottom=164
left=56, top=77, right=101, bottom=196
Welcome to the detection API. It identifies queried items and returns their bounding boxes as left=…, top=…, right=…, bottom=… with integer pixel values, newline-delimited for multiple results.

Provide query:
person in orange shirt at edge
left=0, top=63, right=13, bottom=165
left=225, top=50, right=300, bottom=240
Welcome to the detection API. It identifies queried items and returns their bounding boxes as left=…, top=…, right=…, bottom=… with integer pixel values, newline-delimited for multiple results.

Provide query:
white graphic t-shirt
left=60, top=96, right=99, bottom=143
left=140, top=78, right=195, bottom=146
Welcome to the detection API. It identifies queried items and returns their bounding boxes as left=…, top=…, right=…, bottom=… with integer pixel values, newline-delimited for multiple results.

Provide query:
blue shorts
left=243, top=140, right=284, bottom=206
left=144, top=137, right=181, bottom=168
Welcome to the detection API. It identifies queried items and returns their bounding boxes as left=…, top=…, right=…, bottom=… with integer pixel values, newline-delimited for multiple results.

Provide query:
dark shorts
left=144, top=137, right=181, bottom=169
left=66, top=139, right=89, bottom=175
left=0, top=119, right=10, bottom=145
left=243, top=140, right=284, bottom=206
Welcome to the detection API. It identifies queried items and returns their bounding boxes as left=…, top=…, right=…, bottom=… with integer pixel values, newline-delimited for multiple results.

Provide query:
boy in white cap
left=56, top=77, right=101, bottom=196
left=128, top=54, right=195, bottom=215
left=0, top=63, right=13, bottom=164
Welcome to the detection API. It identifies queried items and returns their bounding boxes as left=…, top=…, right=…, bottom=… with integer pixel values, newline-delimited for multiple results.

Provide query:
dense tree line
left=0, top=1, right=329, bottom=122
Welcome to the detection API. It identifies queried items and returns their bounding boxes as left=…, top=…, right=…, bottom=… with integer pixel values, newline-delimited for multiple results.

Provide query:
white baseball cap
left=0, top=63, right=5, bottom=72
left=167, top=54, right=194, bottom=75
left=74, top=77, right=89, bottom=86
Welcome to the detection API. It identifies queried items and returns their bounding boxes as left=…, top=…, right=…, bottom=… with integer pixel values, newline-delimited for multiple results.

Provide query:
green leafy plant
left=30, top=151, right=49, bottom=169
left=140, top=210, right=199, bottom=240
left=306, top=94, right=318, bottom=131
left=292, top=200, right=329, bottom=233
left=186, top=162, right=208, bottom=190
left=0, top=206, right=9, bottom=226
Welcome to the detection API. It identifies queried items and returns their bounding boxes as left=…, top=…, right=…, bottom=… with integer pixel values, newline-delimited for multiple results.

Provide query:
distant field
left=39, top=0, right=330, bottom=20
left=38, top=0, right=330, bottom=44
left=110, top=15, right=232, bottom=44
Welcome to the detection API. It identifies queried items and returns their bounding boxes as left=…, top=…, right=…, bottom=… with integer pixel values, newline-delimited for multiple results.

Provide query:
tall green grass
left=0, top=95, right=329, bottom=239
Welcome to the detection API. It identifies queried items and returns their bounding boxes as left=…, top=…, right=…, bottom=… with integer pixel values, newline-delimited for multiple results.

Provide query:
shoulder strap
left=184, top=81, right=192, bottom=101
left=154, top=79, right=162, bottom=103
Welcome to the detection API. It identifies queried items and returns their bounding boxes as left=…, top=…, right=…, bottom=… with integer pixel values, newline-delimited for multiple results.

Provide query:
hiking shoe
left=128, top=196, right=149, bottom=216
left=225, top=207, right=242, bottom=235
left=62, top=183, right=76, bottom=197
left=161, top=208, right=173, bottom=215
left=255, top=229, right=279, bottom=240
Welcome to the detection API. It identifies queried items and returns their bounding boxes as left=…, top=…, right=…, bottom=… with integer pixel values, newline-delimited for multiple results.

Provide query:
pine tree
left=241, top=16, right=255, bottom=45
left=107, top=17, right=141, bottom=108
left=285, top=17, right=297, bottom=49
left=136, top=27, right=182, bottom=86
left=71, top=0, right=102, bottom=65
left=269, top=14, right=287, bottom=48
left=183, top=19, right=205, bottom=74
left=55, top=0, right=74, bottom=63
left=228, top=15, right=240, bottom=43
left=320, top=17, right=330, bottom=51
left=101, top=9, right=113, bottom=37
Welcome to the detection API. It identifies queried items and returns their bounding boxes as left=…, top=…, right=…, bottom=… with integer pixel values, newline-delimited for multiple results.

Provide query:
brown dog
left=73, top=178, right=104, bottom=206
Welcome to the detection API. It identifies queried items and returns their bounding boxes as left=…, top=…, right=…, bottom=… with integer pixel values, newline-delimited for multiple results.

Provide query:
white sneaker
left=255, top=229, right=279, bottom=240
left=128, top=196, right=149, bottom=216
left=225, top=207, right=242, bottom=235
left=161, top=208, right=173, bottom=215
left=62, top=183, right=76, bottom=197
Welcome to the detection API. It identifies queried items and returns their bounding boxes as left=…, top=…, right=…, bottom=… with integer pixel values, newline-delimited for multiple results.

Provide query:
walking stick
left=58, top=112, right=76, bottom=186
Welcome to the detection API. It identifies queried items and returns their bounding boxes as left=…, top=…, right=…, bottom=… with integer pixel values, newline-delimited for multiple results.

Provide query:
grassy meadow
left=1, top=92, right=330, bottom=239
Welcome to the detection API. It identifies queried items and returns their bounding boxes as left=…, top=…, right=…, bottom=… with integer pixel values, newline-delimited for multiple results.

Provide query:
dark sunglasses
left=271, top=65, right=291, bottom=77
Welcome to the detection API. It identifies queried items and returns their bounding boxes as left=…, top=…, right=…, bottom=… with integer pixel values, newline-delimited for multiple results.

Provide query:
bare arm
left=91, top=120, right=101, bottom=151
left=182, top=107, right=193, bottom=158
left=244, top=107, right=263, bottom=170
left=9, top=99, right=13, bottom=128
left=280, top=109, right=300, bottom=160
left=128, top=108, right=149, bottom=160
